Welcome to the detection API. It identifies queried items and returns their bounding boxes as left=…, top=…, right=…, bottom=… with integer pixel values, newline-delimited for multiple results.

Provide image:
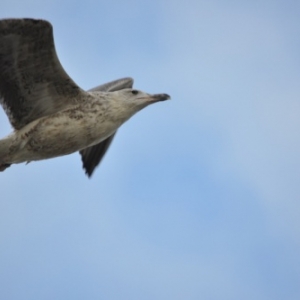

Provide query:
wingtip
left=84, top=167, right=94, bottom=178
left=0, top=163, right=11, bottom=172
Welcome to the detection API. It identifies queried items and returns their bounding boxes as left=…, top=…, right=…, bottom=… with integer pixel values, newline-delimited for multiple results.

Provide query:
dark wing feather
left=0, top=18, right=86, bottom=129
left=80, top=133, right=116, bottom=177
left=80, top=77, right=134, bottom=177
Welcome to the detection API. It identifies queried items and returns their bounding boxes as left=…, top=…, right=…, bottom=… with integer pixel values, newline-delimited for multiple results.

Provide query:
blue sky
left=1, top=1, right=300, bottom=299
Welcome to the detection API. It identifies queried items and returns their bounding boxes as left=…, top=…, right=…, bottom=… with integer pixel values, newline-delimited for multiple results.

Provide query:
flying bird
left=0, top=18, right=170, bottom=177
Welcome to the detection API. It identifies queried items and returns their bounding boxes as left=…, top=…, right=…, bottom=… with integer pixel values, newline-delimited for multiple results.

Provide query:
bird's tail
left=0, top=136, right=13, bottom=172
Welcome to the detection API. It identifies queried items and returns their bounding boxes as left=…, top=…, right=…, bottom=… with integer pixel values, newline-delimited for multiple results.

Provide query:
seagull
left=0, top=18, right=170, bottom=177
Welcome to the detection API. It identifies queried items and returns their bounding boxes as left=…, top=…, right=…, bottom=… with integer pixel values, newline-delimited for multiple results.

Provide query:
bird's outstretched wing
left=88, top=77, right=133, bottom=93
left=80, top=77, right=134, bottom=177
left=0, top=18, right=87, bottom=129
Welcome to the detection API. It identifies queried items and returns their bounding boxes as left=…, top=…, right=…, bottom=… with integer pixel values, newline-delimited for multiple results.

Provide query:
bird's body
left=0, top=18, right=170, bottom=176
left=1, top=92, right=124, bottom=163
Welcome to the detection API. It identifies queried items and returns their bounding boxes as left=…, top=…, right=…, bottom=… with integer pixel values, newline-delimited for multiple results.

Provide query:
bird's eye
left=131, top=90, right=139, bottom=95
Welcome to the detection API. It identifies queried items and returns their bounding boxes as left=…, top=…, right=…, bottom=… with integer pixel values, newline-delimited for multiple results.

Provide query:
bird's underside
left=0, top=18, right=170, bottom=177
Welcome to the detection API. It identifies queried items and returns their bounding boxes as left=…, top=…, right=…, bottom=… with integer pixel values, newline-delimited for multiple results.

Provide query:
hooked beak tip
left=152, top=93, right=171, bottom=102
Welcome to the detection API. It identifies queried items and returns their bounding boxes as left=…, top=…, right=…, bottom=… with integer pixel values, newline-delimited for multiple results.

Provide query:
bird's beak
left=148, top=93, right=171, bottom=102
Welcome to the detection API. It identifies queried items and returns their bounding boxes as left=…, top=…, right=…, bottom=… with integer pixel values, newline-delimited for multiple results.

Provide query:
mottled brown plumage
left=0, top=18, right=170, bottom=177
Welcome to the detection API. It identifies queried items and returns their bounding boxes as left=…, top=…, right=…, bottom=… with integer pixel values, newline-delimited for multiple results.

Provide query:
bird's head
left=108, top=88, right=171, bottom=121
left=116, top=88, right=170, bottom=107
